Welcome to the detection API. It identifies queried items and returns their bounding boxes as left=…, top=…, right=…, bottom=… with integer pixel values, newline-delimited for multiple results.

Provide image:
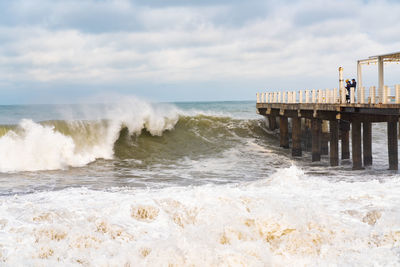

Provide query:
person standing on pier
left=350, top=79, right=357, bottom=102
left=351, top=79, right=357, bottom=89
left=345, top=79, right=351, bottom=103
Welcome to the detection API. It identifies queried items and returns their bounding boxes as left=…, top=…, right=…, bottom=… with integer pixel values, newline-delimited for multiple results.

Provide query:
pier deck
left=256, top=88, right=400, bottom=170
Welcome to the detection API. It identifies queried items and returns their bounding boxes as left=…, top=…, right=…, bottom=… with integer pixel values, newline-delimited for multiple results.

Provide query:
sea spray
left=0, top=98, right=181, bottom=172
left=0, top=119, right=86, bottom=172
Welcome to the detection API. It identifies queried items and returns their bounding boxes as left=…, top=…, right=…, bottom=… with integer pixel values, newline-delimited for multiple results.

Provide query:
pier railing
left=257, top=85, right=400, bottom=105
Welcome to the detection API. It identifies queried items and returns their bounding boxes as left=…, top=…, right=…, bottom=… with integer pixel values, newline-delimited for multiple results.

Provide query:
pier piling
left=340, top=120, right=350, bottom=160
left=292, top=117, right=302, bottom=157
left=352, top=119, right=362, bottom=170
left=329, top=120, right=339, bottom=166
left=269, top=116, right=277, bottom=130
left=303, top=119, right=312, bottom=152
left=280, top=117, right=289, bottom=148
left=387, top=117, right=398, bottom=170
left=312, top=119, right=321, bottom=162
left=321, top=121, right=329, bottom=155
left=363, top=122, right=372, bottom=166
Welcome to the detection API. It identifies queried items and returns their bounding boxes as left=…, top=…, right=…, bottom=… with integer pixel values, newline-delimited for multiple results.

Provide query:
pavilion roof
left=358, top=51, right=400, bottom=65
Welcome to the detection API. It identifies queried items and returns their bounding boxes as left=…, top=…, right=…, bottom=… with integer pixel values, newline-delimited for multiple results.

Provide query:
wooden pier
left=256, top=86, right=400, bottom=170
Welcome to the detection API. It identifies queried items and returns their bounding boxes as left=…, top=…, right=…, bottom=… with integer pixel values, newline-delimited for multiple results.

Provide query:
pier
left=257, top=52, right=400, bottom=170
left=256, top=88, right=400, bottom=170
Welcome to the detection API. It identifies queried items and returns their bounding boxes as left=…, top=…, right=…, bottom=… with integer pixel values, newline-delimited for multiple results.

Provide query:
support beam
left=280, top=117, right=289, bottom=148
left=312, top=118, right=321, bottom=162
left=340, top=120, right=350, bottom=159
left=363, top=122, right=372, bottom=166
left=352, top=119, right=362, bottom=170
left=329, top=120, right=339, bottom=166
left=388, top=118, right=398, bottom=170
left=357, top=61, right=362, bottom=93
left=378, top=56, right=384, bottom=102
left=292, top=117, right=302, bottom=157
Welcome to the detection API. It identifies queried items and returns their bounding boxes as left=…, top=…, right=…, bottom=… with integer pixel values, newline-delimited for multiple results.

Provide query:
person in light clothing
left=345, top=79, right=351, bottom=103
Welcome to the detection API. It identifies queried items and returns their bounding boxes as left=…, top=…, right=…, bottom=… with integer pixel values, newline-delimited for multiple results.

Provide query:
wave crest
left=0, top=100, right=265, bottom=172
left=0, top=99, right=181, bottom=172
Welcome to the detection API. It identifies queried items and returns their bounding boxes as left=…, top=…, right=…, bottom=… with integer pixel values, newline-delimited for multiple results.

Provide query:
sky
left=0, top=0, right=400, bottom=104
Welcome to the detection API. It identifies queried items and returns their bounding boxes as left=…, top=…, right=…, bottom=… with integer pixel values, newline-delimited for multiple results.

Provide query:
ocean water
left=0, top=98, right=399, bottom=266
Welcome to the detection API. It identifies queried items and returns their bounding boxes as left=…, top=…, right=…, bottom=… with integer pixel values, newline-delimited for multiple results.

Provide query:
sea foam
left=0, top=166, right=399, bottom=265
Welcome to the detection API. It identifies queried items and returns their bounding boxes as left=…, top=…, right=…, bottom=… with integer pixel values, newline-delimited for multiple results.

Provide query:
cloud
left=0, top=0, right=399, bottom=103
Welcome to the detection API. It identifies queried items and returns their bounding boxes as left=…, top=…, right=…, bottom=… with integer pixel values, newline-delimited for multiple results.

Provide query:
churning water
left=0, top=98, right=399, bottom=266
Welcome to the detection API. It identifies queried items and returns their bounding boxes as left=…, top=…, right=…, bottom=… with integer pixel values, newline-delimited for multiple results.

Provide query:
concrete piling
left=387, top=118, right=398, bottom=170
left=280, top=117, right=289, bottom=148
left=312, top=119, right=321, bottom=162
left=292, top=117, right=302, bottom=157
left=269, top=116, right=277, bottom=130
left=302, top=119, right=312, bottom=152
left=321, top=120, right=329, bottom=155
left=329, top=120, right=339, bottom=166
left=363, top=122, right=372, bottom=166
left=352, top=119, right=362, bottom=170
left=340, top=120, right=350, bottom=160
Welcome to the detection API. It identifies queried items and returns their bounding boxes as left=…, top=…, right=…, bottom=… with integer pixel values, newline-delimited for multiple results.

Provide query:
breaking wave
left=0, top=100, right=265, bottom=172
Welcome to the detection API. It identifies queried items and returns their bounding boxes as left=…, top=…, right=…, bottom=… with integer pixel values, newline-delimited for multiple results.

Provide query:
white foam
left=0, top=98, right=181, bottom=172
left=1, top=166, right=399, bottom=265
left=0, top=119, right=94, bottom=172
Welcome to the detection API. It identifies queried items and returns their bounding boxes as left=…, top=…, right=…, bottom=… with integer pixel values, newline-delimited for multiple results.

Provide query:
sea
left=0, top=98, right=399, bottom=266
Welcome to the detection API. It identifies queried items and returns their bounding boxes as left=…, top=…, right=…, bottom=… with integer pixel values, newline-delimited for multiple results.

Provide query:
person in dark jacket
left=350, top=79, right=357, bottom=102
left=351, top=79, right=357, bottom=89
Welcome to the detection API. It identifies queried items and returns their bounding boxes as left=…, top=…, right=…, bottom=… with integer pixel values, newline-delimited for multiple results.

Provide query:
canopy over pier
left=357, top=51, right=400, bottom=102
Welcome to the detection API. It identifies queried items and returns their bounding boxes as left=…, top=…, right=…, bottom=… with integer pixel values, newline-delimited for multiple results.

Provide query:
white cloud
left=0, top=0, right=399, bottom=102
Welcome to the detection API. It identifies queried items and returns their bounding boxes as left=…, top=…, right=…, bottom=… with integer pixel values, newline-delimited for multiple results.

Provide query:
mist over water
left=0, top=98, right=399, bottom=265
